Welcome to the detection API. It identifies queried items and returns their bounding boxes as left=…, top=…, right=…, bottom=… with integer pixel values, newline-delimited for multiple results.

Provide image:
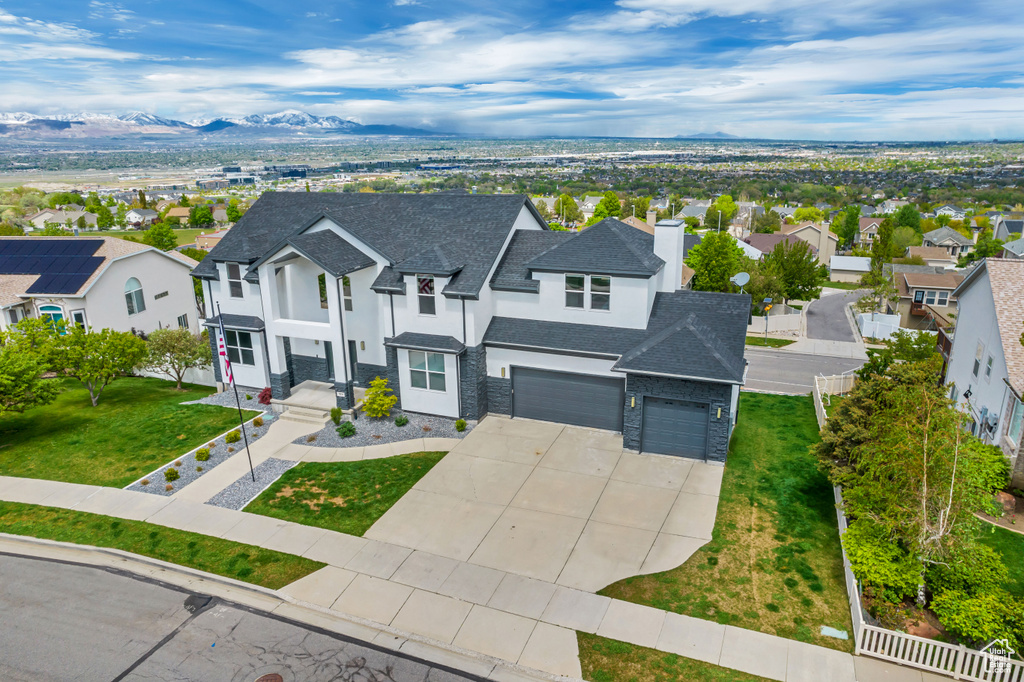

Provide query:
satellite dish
left=730, top=272, right=750, bottom=287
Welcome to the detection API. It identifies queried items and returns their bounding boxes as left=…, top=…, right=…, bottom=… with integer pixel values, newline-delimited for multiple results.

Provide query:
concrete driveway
left=365, top=417, right=722, bottom=593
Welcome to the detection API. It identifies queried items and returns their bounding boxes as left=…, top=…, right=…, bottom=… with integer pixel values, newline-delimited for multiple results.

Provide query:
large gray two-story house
left=193, top=193, right=749, bottom=462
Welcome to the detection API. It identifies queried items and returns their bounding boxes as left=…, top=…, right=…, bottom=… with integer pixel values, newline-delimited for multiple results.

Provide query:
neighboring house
left=578, top=195, right=605, bottom=221
left=734, top=237, right=766, bottom=260
left=780, top=222, right=838, bottom=265
left=678, top=205, right=707, bottom=225
left=880, top=199, right=909, bottom=214
left=905, top=246, right=957, bottom=269
left=154, top=199, right=177, bottom=211
left=165, top=207, right=191, bottom=221
left=935, top=204, right=967, bottom=221
left=26, top=209, right=98, bottom=231
left=829, top=255, right=871, bottom=283
left=1000, top=237, right=1024, bottom=260
left=620, top=216, right=654, bottom=235
left=126, top=208, right=159, bottom=225
left=744, top=233, right=815, bottom=259
left=0, top=236, right=198, bottom=334
left=770, top=205, right=798, bottom=220
left=531, top=196, right=557, bottom=216
left=196, top=228, right=230, bottom=250
left=194, top=193, right=750, bottom=462
left=944, top=259, right=1024, bottom=484
left=994, top=216, right=1024, bottom=243
left=922, top=226, right=974, bottom=257
left=857, top=216, right=883, bottom=245
left=212, top=208, right=229, bottom=224
left=888, top=269, right=963, bottom=331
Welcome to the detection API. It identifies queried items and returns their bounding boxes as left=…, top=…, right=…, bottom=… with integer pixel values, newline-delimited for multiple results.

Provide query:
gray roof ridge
left=606, top=219, right=663, bottom=271
left=683, top=310, right=744, bottom=380
left=616, top=314, right=691, bottom=367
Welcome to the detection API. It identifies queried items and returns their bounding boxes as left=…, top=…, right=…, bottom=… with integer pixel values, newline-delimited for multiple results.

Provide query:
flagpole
left=217, top=302, right=256, bottom=482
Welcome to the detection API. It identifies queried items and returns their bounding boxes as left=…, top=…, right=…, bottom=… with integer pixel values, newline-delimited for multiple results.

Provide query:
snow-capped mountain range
left=0, top=110, right=443, bottom=138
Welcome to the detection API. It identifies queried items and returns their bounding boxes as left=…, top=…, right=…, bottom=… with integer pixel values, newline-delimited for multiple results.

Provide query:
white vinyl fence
left=748, top=304, right=803, bottom=334
left=815, top=376, right=1023, bottom=681
left=136, top=365, right=216, bottom=387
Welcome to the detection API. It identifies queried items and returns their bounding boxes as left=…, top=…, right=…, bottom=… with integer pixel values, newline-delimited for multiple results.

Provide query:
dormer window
left=565, top=274, right=611, bottom=310
left=417, top=275, right=435, bottom=315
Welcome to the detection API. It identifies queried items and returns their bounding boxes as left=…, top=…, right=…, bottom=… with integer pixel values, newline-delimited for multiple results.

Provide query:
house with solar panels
left=0, top=237, right=199, bottom=335
left=193, top=193, right=751, bottom=462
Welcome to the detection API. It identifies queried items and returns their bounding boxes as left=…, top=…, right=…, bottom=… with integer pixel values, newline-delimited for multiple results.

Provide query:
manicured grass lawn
left=244, top=451, right=447, bottom=536
left=0, top=377, right=259, bottom=487
left=745, top=336, right=796, bottom=348
left=578, top=633, right=772, bottom=682
left=600, top=393, right=853, bottom=653
left=978, top=523, right=1024, bottom=598
left=823, top=282, right=865, bottom=291
left=91, top=228, right=207, bottom=246
left=0, top=501, right=323, bottom=589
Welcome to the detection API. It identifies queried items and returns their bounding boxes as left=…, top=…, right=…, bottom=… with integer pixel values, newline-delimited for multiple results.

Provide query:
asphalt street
left=0, top=553, right=482, bottom=682
left=805, top=290, right=865, bottom=342
left=744, top=347, right=864, bottom=394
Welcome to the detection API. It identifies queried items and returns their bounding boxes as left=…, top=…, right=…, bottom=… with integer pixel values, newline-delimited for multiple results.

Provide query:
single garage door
left=641, top=397, right=708, bottom=459
left=511, top=367, right=624, bottom=431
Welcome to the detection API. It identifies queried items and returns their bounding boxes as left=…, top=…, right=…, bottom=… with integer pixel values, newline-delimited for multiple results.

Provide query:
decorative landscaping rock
left=293, top=410, right=474, bottom=449
left=996, top=490, right=1017, bottom=515
left=126, top=401, right=274, bottom=497
left=207, top=458, right=296, bottom=511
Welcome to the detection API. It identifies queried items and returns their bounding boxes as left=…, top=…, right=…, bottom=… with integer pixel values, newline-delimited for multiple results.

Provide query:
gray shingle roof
left=282, top=230, right=375, bottom=277
left=490, top=231, right=574, bottom=292
left=385, top=332, right=466, bottom=354
left=192, top=192, right=545, bottom=298
left=1002, top=237, right=1024, bottom=256
left=525, top=218, right=664, bottom=278
left=395, top=242, right=466, bottom=277
left=370, top=266, right=406, bottom=294
left=483, top=290, right=749, bottom=383
left=203, top=313, right=265, bottom=331
left=922, top=226, right=972, bottom=246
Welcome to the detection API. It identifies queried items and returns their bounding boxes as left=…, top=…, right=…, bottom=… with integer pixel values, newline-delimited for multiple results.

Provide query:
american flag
left=216, top=315, right=234, bottom=385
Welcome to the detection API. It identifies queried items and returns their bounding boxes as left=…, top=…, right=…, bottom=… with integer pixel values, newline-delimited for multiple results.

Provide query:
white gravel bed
left=126, top=401, right=274, bottom=497
left=294, top=409, right=474, bottom=449
left=206, top=458, right=297, bottom=510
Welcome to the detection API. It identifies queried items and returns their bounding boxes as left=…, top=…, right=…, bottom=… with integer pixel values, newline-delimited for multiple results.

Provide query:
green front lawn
left=978, top=523, right=1024, bottom=598
left=579, top=633, right=773, bottom=682
left=0, top=377, right=259, bottom=487
left=823, top=282, right=865, bottom=291
left=90, top=228, right=207, bottom=246
left=244, top=451, right=447, bottom=536
left=600, top=393, right=853, bottom=652
left=745, top=336, right=796, bottom=348
left=0, top=501, right=323, bottom=589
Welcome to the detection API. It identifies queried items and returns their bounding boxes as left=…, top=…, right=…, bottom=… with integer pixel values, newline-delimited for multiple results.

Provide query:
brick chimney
left=646, top=209, right=657, bottom=227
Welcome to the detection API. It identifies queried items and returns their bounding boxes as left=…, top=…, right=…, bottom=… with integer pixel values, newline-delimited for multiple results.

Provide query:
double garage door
left=509, top=367, right=710, bottom=459
left=511, top=367, right=624, bottom=431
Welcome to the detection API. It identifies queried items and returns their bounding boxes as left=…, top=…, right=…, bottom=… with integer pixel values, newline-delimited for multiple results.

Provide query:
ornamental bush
left=258, top=387, right=273, bottom=405
left=164, top=467, right=180, bottom=482
left=225, top=430, right=241, bottom=444
left=194, top=448, right=210, bottom=462
left=361, top=376, right=397, bottom=418
left=926, top=544, right=1008, bottom=597
left=931, top=590, right=1008, bottom=646
left=842, top=521, right=920, bottom=601
left=455, top=419, right=467, bottom=432
left=395, top=414, right=409, bottom=427
left=330, top=407, right=343, bottom=425
left=252, top=416, right=263, bottom=427
left=337, top=421, right=356, bottom=438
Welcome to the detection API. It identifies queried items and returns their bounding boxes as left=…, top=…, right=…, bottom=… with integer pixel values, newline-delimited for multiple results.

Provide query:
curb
left=0, top=533, right=580, bottom=682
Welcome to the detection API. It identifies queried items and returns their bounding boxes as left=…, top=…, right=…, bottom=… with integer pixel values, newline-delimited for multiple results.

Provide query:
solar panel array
left=0, top=239, right=106, bottom=295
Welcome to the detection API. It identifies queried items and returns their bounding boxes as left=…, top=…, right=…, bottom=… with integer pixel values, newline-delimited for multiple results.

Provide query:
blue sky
left=0, top=0, right=1021, bottom=139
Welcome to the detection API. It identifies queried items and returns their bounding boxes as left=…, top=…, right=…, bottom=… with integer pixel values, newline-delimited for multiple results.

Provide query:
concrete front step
left=286, top=405, right=330, bottom=420
left=280, top=413, right=329, bottom=426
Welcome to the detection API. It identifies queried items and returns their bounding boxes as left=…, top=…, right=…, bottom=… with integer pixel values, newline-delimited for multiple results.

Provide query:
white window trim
left=564, top=273, right=612, bottom=312
left=225, top=329, right=255, bottom=366
left=416, top=275, right=436, bottom=316
left=407, top=350, right=446, bottom=392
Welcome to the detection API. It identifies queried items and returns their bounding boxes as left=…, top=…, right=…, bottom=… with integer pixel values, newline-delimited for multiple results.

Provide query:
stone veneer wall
left=356, top=363, right=388, bottom=386
left=622, top=374, right=733, bottom=463
left=458, top=345, right=488, bottom=420
left=486, top=376, right=512, bottom=417
left=384, top=344, right=403, bottom=409
left=291, top=353, right=330, bottom=385
left=207, top=332, right=221, bottom=382
left=270, top=372, right=291, bottom=399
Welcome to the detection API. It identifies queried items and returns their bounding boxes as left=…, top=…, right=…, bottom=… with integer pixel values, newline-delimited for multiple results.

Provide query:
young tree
left=52, top=326, right=147, bottom=406
left=871, top=218, right=901, bottom=268
left=361, top=376, right=398, bottom=418
left=189, top=205, right=214, bottom=228
left=143, top=222, right=177, bottom=251
left=685, top=231, right=745, bottom=292
left=39, top=224, right=72, bottom=236
left=712, top=194, right=738, bottom=221
left=94, top=204, right=114, bottom=228
left=763, top=239, right=822, bottom=303
left=137, top=190, right=148, bottom=209
left=0, top=343, right=58, bottom=416
left=894, top=204, right=921, bottom=233
left=752, top=210, right=781, bottom=233
left=143, top=328, right=212, bottom=389
left=179, top=194, right=190, bottom=207
left=836, top=206, right=861, bottom=247
left=957, top=229, right=1003, bottom=267
left=115, top=203, right=127, bottom=228
left=226, top=202, right=244, bottom=222
left=793, top=206, right=825, bottom=223
left=553, top=194, right=581, bottom=224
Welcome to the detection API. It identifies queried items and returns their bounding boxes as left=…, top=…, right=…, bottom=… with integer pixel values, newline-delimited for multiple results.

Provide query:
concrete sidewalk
left=0, top=472, right=895, bottom=681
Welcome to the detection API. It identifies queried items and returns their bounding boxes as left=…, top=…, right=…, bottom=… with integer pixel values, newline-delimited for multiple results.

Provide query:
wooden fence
left=816, top=377, right=1023, bottom=681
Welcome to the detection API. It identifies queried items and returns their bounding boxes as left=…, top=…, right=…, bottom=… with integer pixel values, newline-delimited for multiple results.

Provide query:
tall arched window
left=124, top=277, right=146, bottom=315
